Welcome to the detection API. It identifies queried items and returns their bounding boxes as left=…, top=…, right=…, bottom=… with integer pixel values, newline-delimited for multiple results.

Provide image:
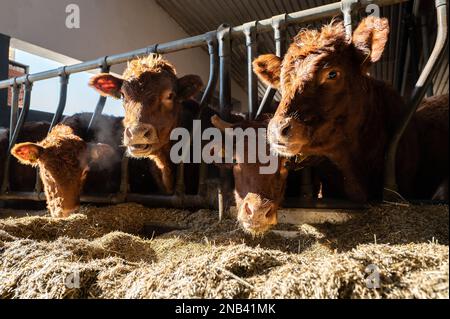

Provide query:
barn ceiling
left=156, top=0, right=448, bottom=107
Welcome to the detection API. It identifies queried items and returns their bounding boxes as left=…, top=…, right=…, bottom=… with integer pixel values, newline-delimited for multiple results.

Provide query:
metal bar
left=0, top=0, right=409, bottom=90
left=49, top=68, right=70, bottom=130
left=116, top=155, right=129, bottom=202
left=231, top=0, right=408, bottom=35
left=1, top=79, right=32, bottom=194
left=199, top=32, right=219, bottom=110
left=1, top=81, right=19, bottom=194
left=87, top=59, right=110, bottom=133
left=395, top=2, right=413, bottom=92
left=217, top=23, right=232, bottom=220
left=400, top=39, right=411, bottom=96
left=243, top=21, right=258, bottom=119
left=420, top=14, right=433, bottom=97
left=0, top=33, right=10, bottom=110
left=175, top=161, right=185, bottom=195
left=0, top=191, right=209, bottom=207
left=384, top=0, right=448, bottom=200
left=218, top=24, right=232, bottom=120
left=198, top=33, right=219, bottom=196
left=341, top=0, right=359, bottom=38
left=256, top=14, right=287, bottom=118
left=8, top=81, right=19, bottom=141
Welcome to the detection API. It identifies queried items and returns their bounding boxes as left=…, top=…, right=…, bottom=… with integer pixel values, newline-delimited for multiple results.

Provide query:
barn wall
left=0, top=0, right=248, bottom=111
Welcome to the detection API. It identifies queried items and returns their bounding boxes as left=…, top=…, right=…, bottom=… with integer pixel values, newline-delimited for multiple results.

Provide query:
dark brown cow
left=11, top=124, right=113, bottom=217
left=89, top=54, right=203, bottom=194
left=211, top=114, right=289, bottom=235
left=253, top=17, right=449, bottom=202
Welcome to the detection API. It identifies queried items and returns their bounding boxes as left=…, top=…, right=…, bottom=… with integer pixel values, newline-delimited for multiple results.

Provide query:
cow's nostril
left=125, top=128, right=133, bottom=139
left=244, top=202, right=253, bottom=217
left=265, top=206, right=275, bottom=219
left=280, top=123, right=291, bottom=137
left=143, top=128, right=152, bottom=139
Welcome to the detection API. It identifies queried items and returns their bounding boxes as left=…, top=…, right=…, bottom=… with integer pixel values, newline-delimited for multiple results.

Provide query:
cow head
left=89, top=54, right=203, bottom=159
left=211, top=115, right=289, bottom=236
left=253, top=17, right=389, bottom=158
left=11, top=125, right=114, bottom=217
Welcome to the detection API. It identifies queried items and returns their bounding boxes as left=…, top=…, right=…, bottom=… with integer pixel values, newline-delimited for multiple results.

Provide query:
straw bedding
left=0, top=203, right=448, bottom=299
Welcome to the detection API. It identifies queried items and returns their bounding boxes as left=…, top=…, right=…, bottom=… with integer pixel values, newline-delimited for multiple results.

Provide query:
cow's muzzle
left=124, top=124, right=159, bottom=156
left=238, top=193, right=278, bottom=236
left=268, top=116, right=304, bottom=157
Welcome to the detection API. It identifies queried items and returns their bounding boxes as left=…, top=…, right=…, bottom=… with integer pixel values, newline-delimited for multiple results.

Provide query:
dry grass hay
left=0, top=203, right=448, bottom=299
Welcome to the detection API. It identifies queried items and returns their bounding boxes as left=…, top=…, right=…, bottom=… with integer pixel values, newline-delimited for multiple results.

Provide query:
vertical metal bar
left=400, top=40, right=411, bottom=96
left=0, top=33, right=10, bottom=111
left=394, top=2, right=413, bottom=91
left=198, top=32, right=219, bottom=196
left=9, top=81, right=19, bottom=141
left=1, top=78, right=32, bottom=194
left=49, top=68, right=69, bottom=130
left=1, top=81, right=19, bottom=194
left=384, top=0, right=448, bottom=201
left=117, top=155, right=129, bottom=202
left=243, top=21, right=258, bottom=120
left=420, top=14, right=433, bottom=97
left=87, top=58, right=110, bottom=134
left=199, top=33, right=219, bottom=110
left=256, top=14, right=287, bottom=118
left=218, top=24, right=232, bottom=121
left=175, top=162, right=185, bottom=195
left=341, top=0, right=358, bottom=39
left=217, top=23, right=232, bottom=221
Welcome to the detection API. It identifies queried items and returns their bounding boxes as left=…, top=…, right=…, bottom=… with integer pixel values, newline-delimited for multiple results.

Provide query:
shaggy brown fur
left=89, top=54, right=203, bottom=194
left=254, top=17, right=448, bottom=202
left=11, top=125, right=113, bottom=217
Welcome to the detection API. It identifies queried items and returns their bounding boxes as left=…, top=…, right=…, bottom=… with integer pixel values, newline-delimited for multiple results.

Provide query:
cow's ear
left=11, top=142, right=43, bottom=165
left=253, top=54, right=281, bottom=89
left=87, top=143, right=115, bottom=164
left=177, top=74, right=203, bottom=101
left=89, top=73, right=124, bottom=99
left=352, top=16, right=389, bottom=68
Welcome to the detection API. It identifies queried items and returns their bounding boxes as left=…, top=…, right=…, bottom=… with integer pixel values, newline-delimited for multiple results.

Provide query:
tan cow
left=11, top=124, right=113, bottom=217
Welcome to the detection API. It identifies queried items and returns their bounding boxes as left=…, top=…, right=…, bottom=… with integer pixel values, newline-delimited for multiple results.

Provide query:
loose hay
left=0, top=203, right=448, bottom=299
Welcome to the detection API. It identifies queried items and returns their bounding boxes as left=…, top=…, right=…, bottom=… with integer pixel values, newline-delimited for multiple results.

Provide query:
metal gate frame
left=0, top=0, right=447, bottom=210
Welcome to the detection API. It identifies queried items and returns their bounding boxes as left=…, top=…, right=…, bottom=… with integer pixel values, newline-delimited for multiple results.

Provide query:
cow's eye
left=327, top=70, right=338, bottom=80
left=167, top=92, right=174, bottom=100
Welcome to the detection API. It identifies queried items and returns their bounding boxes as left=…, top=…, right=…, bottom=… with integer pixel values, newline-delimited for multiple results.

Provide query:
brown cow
left=211, top=114, right=289, bottom=235
left=253, top=17, right=449, bottom=202
left=88, top=54, right=203, bottom=194
left=11, top=124, right=113, bottom=217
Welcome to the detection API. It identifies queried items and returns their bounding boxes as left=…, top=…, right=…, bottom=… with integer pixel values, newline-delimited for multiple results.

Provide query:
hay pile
left=0, top=203, right=448, bottom=299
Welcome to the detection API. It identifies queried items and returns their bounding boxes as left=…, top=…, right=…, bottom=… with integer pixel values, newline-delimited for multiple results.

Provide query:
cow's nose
left=269, top=117, right=293, bottom=140
left=125, top=125, right=155, bottom=143
left=243, top=200, right=277, bottom=225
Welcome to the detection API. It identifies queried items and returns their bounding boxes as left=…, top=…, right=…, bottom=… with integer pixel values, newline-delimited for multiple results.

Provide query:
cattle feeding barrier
left=0, top=0, right=446, bottom=215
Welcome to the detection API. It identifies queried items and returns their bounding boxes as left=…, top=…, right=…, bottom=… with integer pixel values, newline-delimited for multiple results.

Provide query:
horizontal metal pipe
left=231, top=0, right=407, bottom=35
left=0, top=34, right=208, bottom=89
left=282, top=197, right=367, bottom=209
left=0, top=192, right=209, bottom=207
left=0, top=0, right=408, bottom=90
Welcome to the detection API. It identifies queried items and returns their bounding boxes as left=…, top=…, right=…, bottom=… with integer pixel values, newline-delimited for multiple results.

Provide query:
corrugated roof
left=156, top=0, right=448, bottom=107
